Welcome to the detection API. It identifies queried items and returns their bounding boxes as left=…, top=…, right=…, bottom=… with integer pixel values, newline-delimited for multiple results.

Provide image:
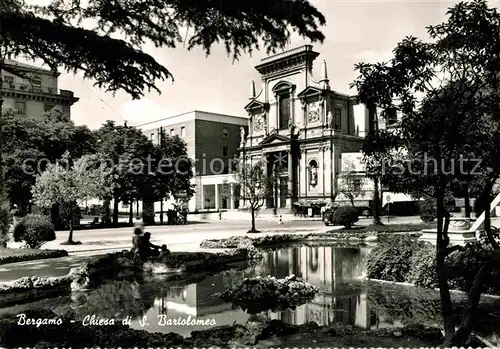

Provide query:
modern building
left=0, top=59, right=79, bottom=120
left=239, top=45, right=415, bottom=213
left=137, top=111, right=248, bottom=213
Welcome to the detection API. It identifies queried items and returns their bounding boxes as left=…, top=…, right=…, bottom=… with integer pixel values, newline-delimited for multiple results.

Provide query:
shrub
left=406, top=243, right=437, bottom=288
left=330, top=206, right=359, bottom=228
left=0, top=203, right=12, bottom=246
left=419, top=198, right=436, bottom=223
left=366, top=235, right=421, bottom=282
left=446, top=243, right=500, bottom=295
left=13, top=214, right=56, bottom=248
left=0, top=248, right=68, bottom=265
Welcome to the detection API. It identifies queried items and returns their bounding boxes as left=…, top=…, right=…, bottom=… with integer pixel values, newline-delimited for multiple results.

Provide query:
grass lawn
left=0, top=247, right=68, bottom=265
left=332, top=222, right=436, bottom=234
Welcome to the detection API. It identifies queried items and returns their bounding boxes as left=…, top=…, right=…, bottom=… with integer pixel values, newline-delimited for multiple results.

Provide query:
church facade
left=238, top=45, right=371, bottom=211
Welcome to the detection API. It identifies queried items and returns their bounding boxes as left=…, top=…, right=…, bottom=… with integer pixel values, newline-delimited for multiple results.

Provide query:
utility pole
left=159, top=126, right=164, bottom=224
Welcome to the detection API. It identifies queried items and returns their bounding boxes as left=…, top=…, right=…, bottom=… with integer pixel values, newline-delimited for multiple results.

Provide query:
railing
left=1, top=81, right=60, bottom=95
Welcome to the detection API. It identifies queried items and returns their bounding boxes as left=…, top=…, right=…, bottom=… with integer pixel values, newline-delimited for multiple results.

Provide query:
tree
left=229, top=161, right=273, bottom=233
left=0, top=109, right=95, bottom=214
left=32, top=153, right=112, bottom=244
left=338, top=161, right=364, bottom=207
left=351, top=0, right=500, bottom=345
left=155, top=133, right=195, bottom=223
left=94, top=121, right=157, bottom=225
left=0, top=0, right=327, bottom=224
left=1, top=0, right=325, bottom=99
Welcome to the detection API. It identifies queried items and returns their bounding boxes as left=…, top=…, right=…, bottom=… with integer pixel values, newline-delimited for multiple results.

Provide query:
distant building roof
left=4, top=59, right=55, bottom=74
left=137, top=110, right=248, bottom=129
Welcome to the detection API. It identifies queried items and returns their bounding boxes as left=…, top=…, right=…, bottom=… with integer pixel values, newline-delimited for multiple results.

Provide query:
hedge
left=366, top=236, right=500, bottom=295
left=0, top=248, right=68, bottom=265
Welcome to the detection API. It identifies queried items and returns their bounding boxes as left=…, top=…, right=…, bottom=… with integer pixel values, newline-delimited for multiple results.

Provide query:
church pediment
left=244, top=99, right=268, bottom=112
left=259, top=133, right=290, bottom=145
left=296, top=86, right=322, bottom=99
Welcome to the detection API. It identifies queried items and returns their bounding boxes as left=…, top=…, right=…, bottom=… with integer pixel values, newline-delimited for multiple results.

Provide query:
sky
left=21, top=0, right=500, bottom=129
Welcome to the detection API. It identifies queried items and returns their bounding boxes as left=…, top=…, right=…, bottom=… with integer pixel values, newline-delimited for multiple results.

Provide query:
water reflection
left=256, top=246, right=371, bottom=329
left=1, top=244, right=499, bottom=344
left=123, top=245, right=373, bottom=336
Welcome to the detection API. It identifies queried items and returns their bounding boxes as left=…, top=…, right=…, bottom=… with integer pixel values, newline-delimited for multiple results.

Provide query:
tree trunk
left=113, top=196, right=119, bottom=225
left=448, top=259, right=496, bottom=346
left=435, top=196, right=455, bottom=341
left=251, top=207, right=256, bottom=232
left=160, top=198, right=164, bottom=224
left=464, top=185, right=471, bottom=218
left=372, top=178, right=382, bottom=225
left=67, top=209, right=74, bottom=243
left=350, top=197, right=355, bottom=207
left=128, top=201, right=133, bottom=225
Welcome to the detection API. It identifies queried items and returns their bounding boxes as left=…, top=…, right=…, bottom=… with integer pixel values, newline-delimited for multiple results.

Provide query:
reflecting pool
left=0, top=244, right=499, bottom=345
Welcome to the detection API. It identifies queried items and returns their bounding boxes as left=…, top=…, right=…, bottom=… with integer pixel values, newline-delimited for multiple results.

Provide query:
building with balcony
left=0, top=59, right=79, bottom=120
left=137, top=110, right=248, bottom=213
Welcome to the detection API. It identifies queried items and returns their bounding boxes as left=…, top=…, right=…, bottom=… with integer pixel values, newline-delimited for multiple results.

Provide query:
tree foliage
left=351, top=0, right=500, bottom=345
left=338, top=161, right=364, bottom=207
left=31, top=153, right=112, bottom=243
left=1, top=0, right=325, bottom=99
left=0, top=109, right=95, bottom=213
left=227, top=160, right=274, bottom=233
left=93, top=121, right=157, bottom=222
left=155, top=133, right=195, bottom=202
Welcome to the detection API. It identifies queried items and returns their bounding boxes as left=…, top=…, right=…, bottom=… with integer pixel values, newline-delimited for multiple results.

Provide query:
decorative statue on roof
left=240, top=126, right=246, bottom=146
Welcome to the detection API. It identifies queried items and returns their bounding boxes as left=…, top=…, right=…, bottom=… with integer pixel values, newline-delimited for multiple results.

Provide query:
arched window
left=273, top=81, right=295, bottom=130
left=308, top=159, right=318, bottom=186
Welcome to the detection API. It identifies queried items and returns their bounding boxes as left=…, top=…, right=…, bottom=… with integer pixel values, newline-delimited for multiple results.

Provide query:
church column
left=215, top=184, right=220, bottom=210
left=289, top=86, right=294, bottom=128
left=287, top=150, right=293, bottom=208
left=319, top=95, right=325, bottom=124
left=262, top=152, right=269, bottom=209
left=276, top=93, right=280, bottom=128
left=230, top=183, right=235, bottom=209
left=301, top=98, right=307, bottom=127
left=248, top=112, right=253, bottom=134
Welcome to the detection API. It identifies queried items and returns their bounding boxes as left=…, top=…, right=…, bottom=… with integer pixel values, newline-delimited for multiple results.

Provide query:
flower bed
left=0, top=247, right=68, bottom=265
left=218, top=275, right=318, bottom=314
left=0, top=276, right=72, bottom=308
left=200, top=231, right=424, bottom=250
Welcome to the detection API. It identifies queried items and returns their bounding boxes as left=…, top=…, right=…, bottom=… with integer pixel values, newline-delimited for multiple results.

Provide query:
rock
left=393, top=331, right=402, bottom=337
left=219, top=275, right=318, bottom=314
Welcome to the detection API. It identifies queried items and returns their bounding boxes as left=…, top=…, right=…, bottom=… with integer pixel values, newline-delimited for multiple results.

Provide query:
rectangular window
left=386, top=108, right=398, bottom=126
left=170, top=129, right=175, bottom=136
left=222, top=128, right=228, bottom=138
left=32, top=79, right=42, bottom=92
left=279, top=94, right=291, bottom=129
left=44, top=104, right=55, bottom=112
left=15, top=101, right=26, bottom=115
left=181, top=126, right=186, bottom=137
left=4, top=76, right=13, bottom=87
left=334, top=108, right=342, bottom=130
left=222, top=146, right=228, bottom=157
